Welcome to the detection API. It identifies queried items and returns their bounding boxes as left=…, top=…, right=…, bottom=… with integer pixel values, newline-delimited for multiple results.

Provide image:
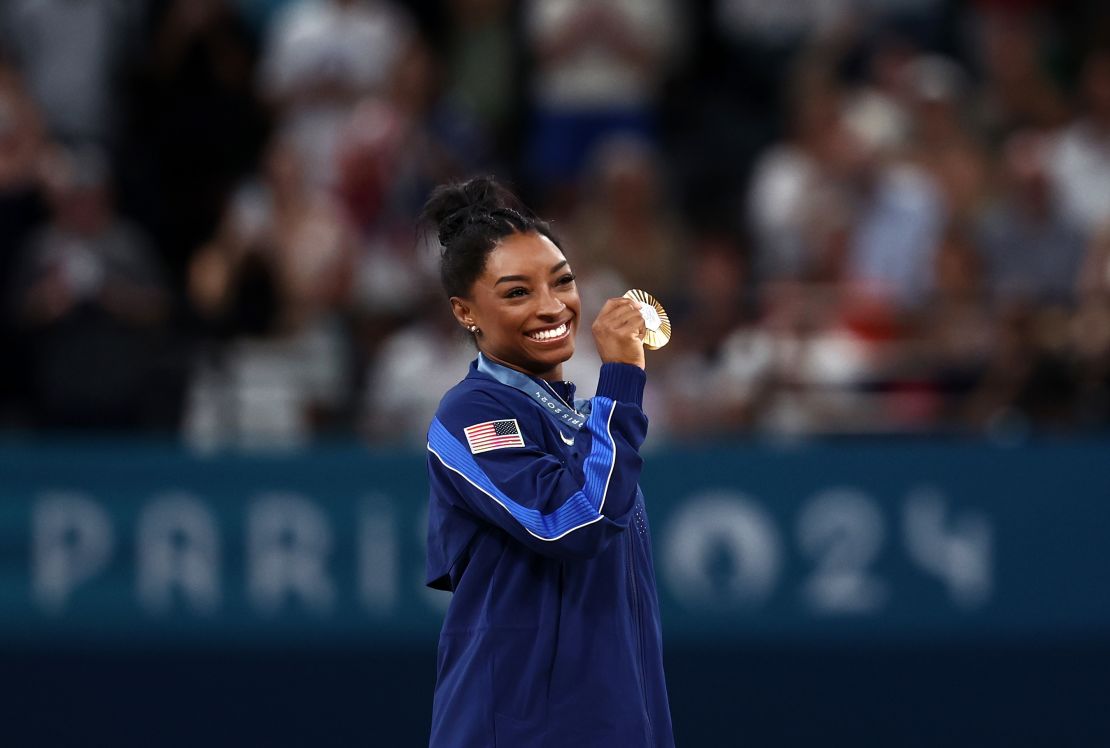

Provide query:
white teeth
left=529, top=323, right=567, bottom=341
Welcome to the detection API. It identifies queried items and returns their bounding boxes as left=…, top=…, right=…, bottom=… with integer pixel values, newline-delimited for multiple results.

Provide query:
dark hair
left=421, top=176, right=561, bottom=298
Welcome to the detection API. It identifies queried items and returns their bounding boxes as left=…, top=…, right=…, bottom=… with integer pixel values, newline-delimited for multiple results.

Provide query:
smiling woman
left=452, top=231, right=581, bottom=379
left=419, top=176, right=674, bottom=748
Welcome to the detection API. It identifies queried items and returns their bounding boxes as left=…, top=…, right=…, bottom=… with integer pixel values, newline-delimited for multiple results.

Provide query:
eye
left=505, top=287, right=528, bottom=298
left=557, top=273, right=576, bottom=286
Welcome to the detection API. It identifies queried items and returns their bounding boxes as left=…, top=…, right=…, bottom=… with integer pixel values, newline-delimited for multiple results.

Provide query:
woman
left=422, top=176, right=674, bottom=747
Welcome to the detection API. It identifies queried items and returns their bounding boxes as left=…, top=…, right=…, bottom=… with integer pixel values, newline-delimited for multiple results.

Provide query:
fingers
left=592, top=298, right=648, bottom=368
left=598, top=297, right=646, bottom=330
left=592, top=298, right=646, bottom=358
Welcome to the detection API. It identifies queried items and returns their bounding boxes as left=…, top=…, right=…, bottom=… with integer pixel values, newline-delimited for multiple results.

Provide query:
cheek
left=493, top=307, right=530, bottom=337
left=564, top=288, right=583, bottom=316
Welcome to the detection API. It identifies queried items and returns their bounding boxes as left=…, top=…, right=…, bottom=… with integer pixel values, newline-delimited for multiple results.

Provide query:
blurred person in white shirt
left=258, top=0, right=415, bottom=187
left=523, top=0, right=683, bottom=198
left=1048, top=48, right=1110, bottom=237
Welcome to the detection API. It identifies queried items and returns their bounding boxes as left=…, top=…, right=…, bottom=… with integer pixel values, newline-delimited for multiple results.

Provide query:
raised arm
left=428, top=362, right=647, bottom=561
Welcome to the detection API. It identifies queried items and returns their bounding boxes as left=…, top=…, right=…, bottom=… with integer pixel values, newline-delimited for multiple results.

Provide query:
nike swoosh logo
left=559, top=431, right=575, bottom=446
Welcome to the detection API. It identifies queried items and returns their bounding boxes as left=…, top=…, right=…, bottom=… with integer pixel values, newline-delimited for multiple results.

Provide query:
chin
left=537, top=342, right=575, bottom=367
left=523, top=339, right=574, bottom=377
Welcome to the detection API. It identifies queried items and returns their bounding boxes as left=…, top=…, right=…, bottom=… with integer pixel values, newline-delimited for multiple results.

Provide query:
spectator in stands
left=258, top=0, right=415, bottom=187
left=192, top=136, right=354, bottom=333
left=1047, top=47, right=1110, bottom=237
left=746, top=280, right=886, bottom=435
left=336, top=99, right=427, bottom=328
left=971, top=7, right=1069, bottom=142
left=123, top=0, right=269, bottom=283
left=0, top=0, right=142, bottom=146
left=568, top=135, right=684, bottom=307
left=184, top=136, right=355, bottom=449
left=361, top=303, right=476, bottom=445
left=658, top=232, right=761, bottom=438
left=7, top=145, right=177, bottom=429
left=903, top=55, right=990, bottom=225
left=522, top=0, right=682, bottom=201
left=839, top=89, right=948, bottom=310
left=332, top=92, right=476, bottom=366
left=912, top=225, right=994, bottom=429
left=747, top=63, right=847, bottom=282
left=338, top=37, right=490, bottom=239
left=966, top=305, right=1083, bottom=434
left=977, top=130, right=1086, bottom=307
left=712, top=0, right=855, bottom=106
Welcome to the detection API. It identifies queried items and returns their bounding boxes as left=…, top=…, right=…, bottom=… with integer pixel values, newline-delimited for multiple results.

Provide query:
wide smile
left=525, top=321, right=572, bottom=344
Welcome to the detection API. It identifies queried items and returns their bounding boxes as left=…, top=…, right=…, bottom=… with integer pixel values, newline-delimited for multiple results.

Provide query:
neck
left=480, top=351, right=564, bottom=382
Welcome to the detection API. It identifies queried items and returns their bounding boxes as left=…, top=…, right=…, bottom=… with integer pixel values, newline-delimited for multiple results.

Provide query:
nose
left=536, top=286, right=566, bottom=319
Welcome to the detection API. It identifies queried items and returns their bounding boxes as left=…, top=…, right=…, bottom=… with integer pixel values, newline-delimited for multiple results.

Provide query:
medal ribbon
left=476, top=354, right=591, bottom=432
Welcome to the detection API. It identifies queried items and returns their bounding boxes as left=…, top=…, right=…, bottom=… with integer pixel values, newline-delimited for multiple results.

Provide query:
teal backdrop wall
left=2, top=439, right=1109, bottom=745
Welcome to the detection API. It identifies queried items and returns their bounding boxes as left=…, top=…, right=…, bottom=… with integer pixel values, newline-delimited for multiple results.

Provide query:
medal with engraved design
left=623, top=289, right=671, bottom=350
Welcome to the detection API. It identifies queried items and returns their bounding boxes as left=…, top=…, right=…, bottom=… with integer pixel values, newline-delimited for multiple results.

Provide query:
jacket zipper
left=626, top=520, right=655, bottom=745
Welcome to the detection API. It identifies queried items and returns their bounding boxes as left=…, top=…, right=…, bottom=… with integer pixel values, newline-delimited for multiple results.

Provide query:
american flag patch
left=463, top=419, right=524, bottom=454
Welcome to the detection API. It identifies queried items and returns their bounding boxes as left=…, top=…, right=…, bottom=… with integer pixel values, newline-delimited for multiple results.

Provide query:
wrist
left=596, top=363, right=646, bottom=406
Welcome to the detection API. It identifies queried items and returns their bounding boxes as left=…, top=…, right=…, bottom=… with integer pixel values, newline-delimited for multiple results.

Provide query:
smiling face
left=451, top=231, right=580, bottom=381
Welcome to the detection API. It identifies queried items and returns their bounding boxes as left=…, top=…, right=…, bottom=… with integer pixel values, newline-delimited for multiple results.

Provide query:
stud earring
left=468, top=324, right=481, bottom=335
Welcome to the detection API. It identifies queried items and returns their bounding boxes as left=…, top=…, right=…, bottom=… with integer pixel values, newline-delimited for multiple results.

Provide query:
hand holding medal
left=623, top=289, right=671, bottom=350
left=591, top=290, right=671, bottom=370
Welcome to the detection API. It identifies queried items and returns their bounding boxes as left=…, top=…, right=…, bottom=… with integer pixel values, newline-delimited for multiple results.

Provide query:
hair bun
left=422, top=176, right=530, bottom=250
left=436, top=207, right=472, bottom=248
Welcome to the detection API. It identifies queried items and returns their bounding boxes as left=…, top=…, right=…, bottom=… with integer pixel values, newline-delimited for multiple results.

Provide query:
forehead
left=482, top=232, right=566, bottom=280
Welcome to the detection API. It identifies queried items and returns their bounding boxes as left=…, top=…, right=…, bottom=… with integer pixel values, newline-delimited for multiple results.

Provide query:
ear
left=449, top=296, right=475, bottom=330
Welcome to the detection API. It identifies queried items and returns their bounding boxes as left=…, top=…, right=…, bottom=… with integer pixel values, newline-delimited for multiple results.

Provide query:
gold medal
left=623, top=289, right=672, bottom=350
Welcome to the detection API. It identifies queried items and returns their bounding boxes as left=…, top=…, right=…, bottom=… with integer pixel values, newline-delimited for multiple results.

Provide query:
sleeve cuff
left=595, top=363, right=646, bottom=407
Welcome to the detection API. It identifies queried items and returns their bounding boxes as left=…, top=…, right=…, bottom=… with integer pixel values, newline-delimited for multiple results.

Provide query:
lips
left=526, top=321, right=571, bottom=342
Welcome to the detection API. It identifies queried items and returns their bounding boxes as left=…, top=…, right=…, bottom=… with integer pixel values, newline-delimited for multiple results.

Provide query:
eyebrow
left=494, top=260, right=568, bottom=285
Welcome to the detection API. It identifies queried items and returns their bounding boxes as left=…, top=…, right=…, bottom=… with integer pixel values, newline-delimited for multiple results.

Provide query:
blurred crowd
left=1, top=0, right=1109, bottom=447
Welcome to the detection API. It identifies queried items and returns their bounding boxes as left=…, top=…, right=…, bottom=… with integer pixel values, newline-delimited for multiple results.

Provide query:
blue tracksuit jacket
left=425, top=355, right=674, bottom=747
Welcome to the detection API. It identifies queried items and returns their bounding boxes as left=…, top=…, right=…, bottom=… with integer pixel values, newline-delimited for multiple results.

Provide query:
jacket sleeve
left=427, top=363, right=647, bottom=561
